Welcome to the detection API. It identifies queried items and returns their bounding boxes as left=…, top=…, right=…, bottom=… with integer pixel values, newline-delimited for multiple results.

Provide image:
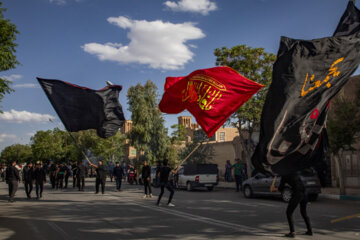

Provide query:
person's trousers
left=144, top=178, right=152, bottom=195
left=73, top=176, right=77, bottom=188
left=24, top=181, right=33, bottom=197
left=96, top=178, right=106, bottom=193
left=115, top=177, right=122, bottom=190
left=286, top=193, right=312, bottom=233
left=77, top=176, right=85, bottom=190
left=234, top=175, right=242, bottom=191
left=157, top=182, right=174, bottom=205
left=57, top=175, right=64, bottom=189
left=64, top=175, right=69, bottom=188
left=36, top=182, right=44, bottom=198
left=50, top=174, right=56, bottom=188
left=8, top=181, right=18, bottom=200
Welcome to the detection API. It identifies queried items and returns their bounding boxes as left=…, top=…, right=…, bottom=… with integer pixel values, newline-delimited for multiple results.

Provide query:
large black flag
left=37, top=78, right=125, bottom=138
left=252, top=1, right=360, bottom=175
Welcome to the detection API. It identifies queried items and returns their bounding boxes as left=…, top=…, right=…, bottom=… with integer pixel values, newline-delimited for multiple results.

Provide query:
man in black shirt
left=56, top=163, right=67, bottom=190
left=156, top=159, right=178, bottom=207
left=22, top=162, right=34, bottom=199
left=272, top=172, right=312, bottom=238
left=90, top=160, right=107, bottom=194
left=113, top=162, right=124, bottom=191
left=49, top=162, right=57, bottom=189
left=77, top=161, right=86, bottom=191
left=142, top=160, right=152, bottom=198
left=33, top=161, right=46, bottom=199
left=6, top=161, right=20, bottom=202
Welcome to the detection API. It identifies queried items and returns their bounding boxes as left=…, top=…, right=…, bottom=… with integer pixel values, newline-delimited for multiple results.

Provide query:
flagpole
left=175, top=142, right=202, bottom=170
left=49, top=119, right=93, bottom=165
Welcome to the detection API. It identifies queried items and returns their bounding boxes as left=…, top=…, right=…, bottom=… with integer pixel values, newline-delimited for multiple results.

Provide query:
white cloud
left=0, top=110, right=55, bottom=124
left=82, top=17, right=205, bottom=70
left=0, top=133, right=17, bottom=143
left=13, top=83, right=39, bottom=89
left=49, top=0, right=66, bottom=5
left=164, top=0, right=217, bottom=15
left=1, top=74, right=22, bottom=82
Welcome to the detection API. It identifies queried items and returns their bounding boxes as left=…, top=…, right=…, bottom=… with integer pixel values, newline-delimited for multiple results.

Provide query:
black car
left=242, top=169, right=321, bottom=202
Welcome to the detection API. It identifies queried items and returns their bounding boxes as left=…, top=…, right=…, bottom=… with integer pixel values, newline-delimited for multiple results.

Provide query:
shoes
left=95, top=192, right=99, bottom=194
left=149, top=194, right=153, bottom=198
left=167, top=203, right=175, bottom=207
left=102, top=192, right=105, bottom=194
left=305, top=231, right=313, bottom=236
left=284, top=232, right=295, bottom=238
left=8, top=199, right=15, bottom=203
left=156, top=203, right=161, bottom=206
left=40, top=194, right=42, bottom=198
left=143, top=195, right=147, bottom=199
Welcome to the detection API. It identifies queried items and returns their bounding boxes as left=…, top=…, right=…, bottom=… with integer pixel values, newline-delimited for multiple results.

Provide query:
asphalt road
left=0, top=178, right=359, bottom=240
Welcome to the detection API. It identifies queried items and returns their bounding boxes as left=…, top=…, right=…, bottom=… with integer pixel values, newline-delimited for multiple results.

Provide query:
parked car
left=242, top=169, right=321, bottom=202
left=176, top=164, right=219, bottom=191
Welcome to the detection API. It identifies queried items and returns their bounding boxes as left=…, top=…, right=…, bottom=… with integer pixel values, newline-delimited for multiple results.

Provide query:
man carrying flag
left=252, top=1, right=360, bottom=237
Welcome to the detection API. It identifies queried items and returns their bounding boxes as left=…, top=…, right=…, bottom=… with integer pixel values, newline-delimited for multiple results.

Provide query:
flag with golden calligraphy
left=159, top=66, right=263, bottom=138
left=252, top=1, right=360, bottom=175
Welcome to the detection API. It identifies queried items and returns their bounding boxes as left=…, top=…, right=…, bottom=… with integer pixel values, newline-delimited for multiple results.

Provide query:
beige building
left=120, top=120, right=137, bottom=162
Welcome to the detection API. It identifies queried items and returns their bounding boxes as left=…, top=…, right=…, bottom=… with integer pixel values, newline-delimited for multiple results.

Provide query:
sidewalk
left=217, top=181, right=360, bottom=201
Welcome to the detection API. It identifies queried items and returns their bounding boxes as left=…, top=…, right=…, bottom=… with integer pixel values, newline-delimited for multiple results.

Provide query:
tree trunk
left=335, top=152, right=346, bottom=195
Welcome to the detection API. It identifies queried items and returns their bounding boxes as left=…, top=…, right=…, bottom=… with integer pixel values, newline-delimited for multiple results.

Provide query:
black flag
left=252, top=1, right=360, bottom=175
left=37, top=78, right=125, bottom=138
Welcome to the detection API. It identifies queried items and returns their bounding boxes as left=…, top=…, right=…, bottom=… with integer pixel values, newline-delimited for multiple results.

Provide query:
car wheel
left=243, top=185, right=253, bottom=198
left=281, top=187, right=292, bottom=202
left=186, top=182, right=192, bottom=191
left=308, top=193, right=318, bottom=201
left=207, top=186, right=214, bottom=191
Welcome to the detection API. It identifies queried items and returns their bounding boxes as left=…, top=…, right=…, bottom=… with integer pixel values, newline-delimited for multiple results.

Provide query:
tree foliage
left=179, top=129, right=215, bottom=164
left=127, top=80, right=175, bottom=165
left=0, top=144, right=32, bottom=163
left=30, top=128, right=125, bottom=164
left=328, top=97, right=360, bottom=154
left=0, top=2, right=19, bottom=111
left=214, top=45, right=276, bottom=173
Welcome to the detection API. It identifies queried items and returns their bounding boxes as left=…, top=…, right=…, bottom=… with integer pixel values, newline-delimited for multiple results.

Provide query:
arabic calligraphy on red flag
left=159, top=66, right=263, bottom=137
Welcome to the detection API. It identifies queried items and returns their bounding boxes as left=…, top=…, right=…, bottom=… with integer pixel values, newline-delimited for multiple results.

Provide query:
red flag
left=159, top=66, right=263, bottom=137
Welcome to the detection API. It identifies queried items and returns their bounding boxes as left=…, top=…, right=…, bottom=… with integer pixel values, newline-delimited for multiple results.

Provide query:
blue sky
left=0, top=0, right=358, bottom=150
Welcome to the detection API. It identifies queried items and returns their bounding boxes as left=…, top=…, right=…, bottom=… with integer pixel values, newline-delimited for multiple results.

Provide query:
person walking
left=156, top=159, right=178, bottom=207
left=225, top=160, right=232, bottom=182
left=56, top=163, right=67, bottom=190
left=113, top=162, right=124, bottom=191
left=77, top=161, right=86, bottom=191
left=271, top=172, right=313, bottom=238
left=141, top=160, right=152, bottom=198
left=90, top=161, right=107, bottom=194
left=232, top=159, right=243, bottom=192
left=5, top=160, right=20, bottom=203
left=33, top=161, right=46, bottom=200
left=64, top=163, right=71, bottom=189
left=72, top=161, right=78, bottom=188
left=49, top=162, right=57, bottom=189
left=22, top=162, right=34, bottom=199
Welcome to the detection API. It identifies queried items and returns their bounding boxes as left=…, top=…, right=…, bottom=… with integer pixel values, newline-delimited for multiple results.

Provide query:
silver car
left=242, top=169, right=321, bottom=202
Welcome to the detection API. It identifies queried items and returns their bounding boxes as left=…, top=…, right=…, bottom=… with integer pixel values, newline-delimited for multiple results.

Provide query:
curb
left=316, top=194, right=360, bottom=201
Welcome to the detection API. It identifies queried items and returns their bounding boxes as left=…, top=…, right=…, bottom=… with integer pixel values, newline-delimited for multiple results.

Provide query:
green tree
left=328, top=94, right=360, bottom=195
left=179, top=129, right=215, bottom=164
left=0, top=2, right=20, bottom=111
left=214, top=45, right=276, bottom=175
left=1, top=144, right=33, bottom=163
left=170, top=124, right=187, bottom=144
left=127, top=80, right=174, bottom=165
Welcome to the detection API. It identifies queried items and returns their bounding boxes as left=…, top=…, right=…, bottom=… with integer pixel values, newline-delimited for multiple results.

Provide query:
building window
left=219, top=132, right=225, bottom=142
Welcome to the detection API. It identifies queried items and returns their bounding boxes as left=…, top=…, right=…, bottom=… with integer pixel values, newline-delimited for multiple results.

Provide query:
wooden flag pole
left=175, top=143, right=201, bottom=170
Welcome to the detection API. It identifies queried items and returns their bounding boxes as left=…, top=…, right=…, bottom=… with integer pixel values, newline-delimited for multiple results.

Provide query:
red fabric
left=159, top=66, right=264, bottom=137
